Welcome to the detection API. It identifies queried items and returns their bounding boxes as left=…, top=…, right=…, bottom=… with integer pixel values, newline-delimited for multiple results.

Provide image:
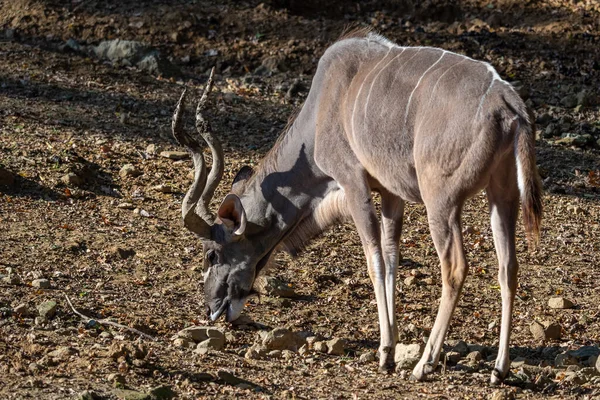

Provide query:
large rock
left=175, top=326, right=224, bottom=344
left=92, top=39, right=180, bottom=78
left=530, top=320, right=561, bottom=341
left=262, top=327, right=305, bottom=351
left=394, top=343, right=423, bottom=370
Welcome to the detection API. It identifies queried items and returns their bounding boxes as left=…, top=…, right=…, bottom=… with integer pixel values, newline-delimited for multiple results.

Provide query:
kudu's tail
left=514, top=108, right=543, bottom=247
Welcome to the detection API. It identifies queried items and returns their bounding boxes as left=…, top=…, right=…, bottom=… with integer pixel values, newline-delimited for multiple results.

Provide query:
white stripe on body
left=414, top=57, right=468, bottom=134
left=403, top=51, right=447, bottom=129
left=351, top=48, right=393, bottom=141
left=363, top=48, right=407, bottom=129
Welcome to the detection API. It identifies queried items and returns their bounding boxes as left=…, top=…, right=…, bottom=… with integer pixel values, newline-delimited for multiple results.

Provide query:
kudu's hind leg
left=412, top=201, right=468, bottom=381
left=380, top=190, right=405, bottom=345
left=486, top=160, right=520, bottom=384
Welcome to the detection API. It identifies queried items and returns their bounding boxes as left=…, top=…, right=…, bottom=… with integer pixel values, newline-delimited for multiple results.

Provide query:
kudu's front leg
left=380, top=191, right=405, bottom=346
left=341, top=180, right=395, bottom=372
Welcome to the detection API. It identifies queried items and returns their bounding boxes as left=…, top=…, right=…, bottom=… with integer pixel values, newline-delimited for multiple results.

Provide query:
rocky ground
left=1, top=0, right=600, bottom=399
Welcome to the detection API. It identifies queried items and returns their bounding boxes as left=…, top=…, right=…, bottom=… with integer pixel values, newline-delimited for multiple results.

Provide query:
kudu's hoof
left=377, top=363, right=394, bottom=374
left=490, top=368, right=507, bottom=385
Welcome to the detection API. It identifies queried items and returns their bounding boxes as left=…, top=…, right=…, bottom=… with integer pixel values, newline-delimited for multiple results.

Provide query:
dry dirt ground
left=1, top=1, right=600, bottom=399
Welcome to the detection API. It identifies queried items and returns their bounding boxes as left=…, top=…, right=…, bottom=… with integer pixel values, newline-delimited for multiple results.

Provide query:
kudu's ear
left=217, top=193, right=246, bottom=236
left=231, top=165, right=254, bottom=193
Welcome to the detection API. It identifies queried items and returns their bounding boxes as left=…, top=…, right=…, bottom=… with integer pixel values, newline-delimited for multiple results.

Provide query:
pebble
left=119, top=164, right=142, bottom=178
left=14, top=303, right=29, bottom=316
left=596, top=355, right=600, bottom=373
left=490, top=389, right=515, bottom=400
left=173, top=338, right=194, bottom=349
left=313, top=341, right=328, bottom=353
left=2, top=274, right=20, bottom=285
left=447, top=340, right=469, bottom=357
left=175, top=326, right=225, bottom=344
left=394, top=343, right=423, bottom=370
left=197, top=337, right=225, bottom=351
left=159, top=151, right=189, bottom=160
left=359, top=352, right=376, bottom=363
left=548, top=297, right=575, bottom=309
left=262, top=327, right=305, bottom=351
left=152, top=184, right=175, bottom=193
left=298, top=344, right=309, bottom=356
left=100, top=331, right=113, bottom=339
left=282, top=350, right=295, bottom=360
left=466, top=351, right=482, bottom=362
left=146, top=144, right=158, bottom=155
left=48, top=346, right=77, bottom=360
left=117, top=202, right=135, bottom=209
left=326, top=338, right=345, bottom=356
left=244, top=344, right=268, bottom=360
left=61, top=172, right=83, bottom=186
left=32, top=278, right=51, bottom=289
left=37, top=300, right=57, bottom=319
left=404, top=276, right=417, bottom=286
left=268, top=350, right=282, bottom=358
left=530, top=320, right=561, bottom=341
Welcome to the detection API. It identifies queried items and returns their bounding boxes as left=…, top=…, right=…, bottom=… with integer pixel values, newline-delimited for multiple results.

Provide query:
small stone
left=2, top=274, right=20, bottom=285
left=197, top=337, right=224, bottom=351
left=268, top=350, right=282, bottom=358
left=14, top=303, right=29, bottom=316
left=561, top=94, right=578, bottom=108
left=100, top=331, right=113, bottom=339
left=148, top=385, right=175, bottom=400
left=262, top=327, right=305, bottom=351
left=447, top=340, right=469, bottom=357
left=555, top=352, right=579, bottom=367
left=445, top=351, right=462, bottom=364
left=466, top=351, right=482, bottom=362
left=146, top=144, right=158, bottom=155
left=32, top=279, right=51, bottom=289
left=298, top=344, right=309, bottom=356
left=530, top=320, right=561, bottom=341
left=48, top=346, right=77, bottom=360
left=194, top=347, right=209, bottom=356
left=543, top=321, right=562, bottom=340
left=37, top=301, right=57, bottom=319
left=78, top=390, right=100, bottom=400
left=117, top=203, right=135, bottom=209
left=281, top=350, right=295, bottom=360
left=113, top=389, right=150, bottom=400
left=536, top=113, right=553, bottom=126
left=173, top=338, right=193, bottom=348
left=119, top=164, right=142, bottom=178
left=563, top=371, right=587, bottom=384
left=490, top=389, right=515, bottom=400
left=61, top=172, right=83, bottom=186
left=576, top=90, right=590, bottom=107
left=394, top=343, right=423, bottom=370
left=159, top=151, right=189, bottom=160
left=244, top=343, right=268, bottom=360
left=543, top=123, right=558, bottom=138
left=595, top=355, right=600, bottom=373
left=326, top=338, right=345, bottom=356
left=175, top=326, right=224, bottom=343
left=548, top=297, right=575, bottom=309
left=404, top=276, right=417, bottom=286
left=152, top=184, right=175, bottom=193
left=313, top=341, right=328, bottom=353
left=359, top=352, right=376, bottom=363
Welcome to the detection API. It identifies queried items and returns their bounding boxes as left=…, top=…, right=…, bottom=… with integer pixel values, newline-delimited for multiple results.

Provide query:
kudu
left=172, top=32, right=542, bottom=384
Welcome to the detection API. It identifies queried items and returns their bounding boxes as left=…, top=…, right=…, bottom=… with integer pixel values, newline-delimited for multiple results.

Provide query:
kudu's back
left=312, top=34, right=537, bottom=217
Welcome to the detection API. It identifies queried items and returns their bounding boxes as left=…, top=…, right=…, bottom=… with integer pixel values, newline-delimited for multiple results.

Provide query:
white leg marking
left=403, top=51, right=447, bottom=129
left=513, top=118, right=525, bottom=194
left=351, top=48, right=393, bottom=141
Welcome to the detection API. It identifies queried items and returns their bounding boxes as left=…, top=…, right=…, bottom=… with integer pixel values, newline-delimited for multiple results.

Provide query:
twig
left=64, top=294, right=158, bottom=342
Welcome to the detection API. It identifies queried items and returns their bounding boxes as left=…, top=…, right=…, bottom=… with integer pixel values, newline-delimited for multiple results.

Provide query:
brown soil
left=1, top=1, right=599, bottom=399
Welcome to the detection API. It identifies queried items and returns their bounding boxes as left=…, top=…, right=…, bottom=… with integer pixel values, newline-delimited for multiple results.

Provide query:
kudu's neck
left=240, top=106, right=334, bottom=244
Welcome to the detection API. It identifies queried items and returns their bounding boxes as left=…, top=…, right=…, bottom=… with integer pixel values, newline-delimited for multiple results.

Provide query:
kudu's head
left=172, top=69, right=263, bottom=322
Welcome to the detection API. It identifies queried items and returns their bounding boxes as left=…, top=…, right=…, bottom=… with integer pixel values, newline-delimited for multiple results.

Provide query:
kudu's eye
left=206, top=249, right=218, bottom=265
